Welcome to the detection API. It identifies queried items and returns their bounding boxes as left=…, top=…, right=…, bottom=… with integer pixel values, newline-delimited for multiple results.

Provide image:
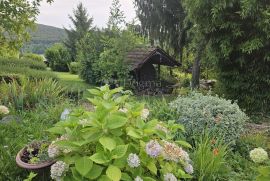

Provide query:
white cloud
left=37, top=0, right=136, bottom=28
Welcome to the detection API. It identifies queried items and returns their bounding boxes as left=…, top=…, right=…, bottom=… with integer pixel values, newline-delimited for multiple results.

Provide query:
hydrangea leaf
left=175, top=140, right=192, bottom=149
left=98, top=175, right=112, bottom=181
left=85, top=164, right=104, bottom=180
left=121, top=173, right=132, bottom=181
left=142, top=177, right=156, bottom=181
left=90, top=153, right=110, bottom=164
left=75, top=157, right=93, bottom=177
left=106, top=114, right=127, bottom=129
left=127, top=129, right=142, bottom=139
left=111, top=145, right=128, bottom=159
left=99, top=137, right=116, bottom=151
left=146, top=161, right=157, bottom=175
left=106, top=165, right=122, bottom=181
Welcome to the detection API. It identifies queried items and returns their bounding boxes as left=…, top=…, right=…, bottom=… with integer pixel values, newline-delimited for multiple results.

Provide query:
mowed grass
left=54, top=72, right=95, bottom=98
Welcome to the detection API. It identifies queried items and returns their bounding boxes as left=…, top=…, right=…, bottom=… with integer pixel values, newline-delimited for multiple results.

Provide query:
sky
left=37, top=0, right=137, bottom=29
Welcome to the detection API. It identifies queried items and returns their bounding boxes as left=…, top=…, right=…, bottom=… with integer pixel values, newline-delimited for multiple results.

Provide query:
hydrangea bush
left=249, top=148, right=270, bottom=180
left=170, top=93, right=248, bottom=144
left=250, top=148, right=268, bottom=163
left=47, top=85, right=193, bottom=180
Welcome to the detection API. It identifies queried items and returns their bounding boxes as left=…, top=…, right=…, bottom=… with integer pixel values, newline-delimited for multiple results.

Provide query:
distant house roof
left=125, top=47, right=181, bottom=70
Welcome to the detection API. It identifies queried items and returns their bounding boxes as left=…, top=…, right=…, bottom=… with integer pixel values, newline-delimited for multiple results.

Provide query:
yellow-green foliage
left=47, top=85, right=193, bottom=180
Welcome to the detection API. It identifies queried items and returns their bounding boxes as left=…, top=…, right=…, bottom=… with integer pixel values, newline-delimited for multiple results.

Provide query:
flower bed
left=47, top=85, right=193, bottom=180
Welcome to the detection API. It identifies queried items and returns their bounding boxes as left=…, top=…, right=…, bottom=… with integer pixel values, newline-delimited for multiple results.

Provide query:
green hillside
left=22, top=24, right=67, bottom=54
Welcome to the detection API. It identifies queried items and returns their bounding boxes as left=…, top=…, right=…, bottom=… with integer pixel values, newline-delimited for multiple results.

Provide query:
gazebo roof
left=125, top=47, right=181, bottom=70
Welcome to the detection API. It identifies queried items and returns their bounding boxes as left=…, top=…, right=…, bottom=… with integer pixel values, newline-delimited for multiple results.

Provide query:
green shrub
left=45, top=43, right=71, bottom=72
left=0, top=57, right=46, bottom=70
left=0, top=66, right=57, bottom=81
left=47, top=85, right=193, bottom=180
left=170, top=93, right=248, bottom=145
left=20, top=53, right=44, bottom=62
left=68, top=62, right=80, bottom=74
left=0, top=79, right=64, bottom=111
left=192, top=133, right=229, bottom=180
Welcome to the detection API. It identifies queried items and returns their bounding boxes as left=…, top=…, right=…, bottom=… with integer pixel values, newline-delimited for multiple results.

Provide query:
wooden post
left=158, top=64, right=161, bottom=80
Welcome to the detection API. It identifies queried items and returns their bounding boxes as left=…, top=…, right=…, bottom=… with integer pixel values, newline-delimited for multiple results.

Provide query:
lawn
left=55, top=72, right=95, bottom=100
left=55, top=72, right=94, bottom=90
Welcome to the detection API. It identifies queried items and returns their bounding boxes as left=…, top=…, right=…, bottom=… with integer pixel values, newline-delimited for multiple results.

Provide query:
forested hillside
left=22, top=24, right=67, bottom=54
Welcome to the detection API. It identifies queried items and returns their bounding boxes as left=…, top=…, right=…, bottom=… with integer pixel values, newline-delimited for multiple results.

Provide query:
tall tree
left=64, top=3, right=93, bottom=61
left=134, top=0, right=206, bottom=88
left=183, top=0, right=270, bottom=112
left=134, top=0, right=190, bottom=62
left=107, top=0, right=125, bottom=30
left=0, top=0, right=53, bottom=57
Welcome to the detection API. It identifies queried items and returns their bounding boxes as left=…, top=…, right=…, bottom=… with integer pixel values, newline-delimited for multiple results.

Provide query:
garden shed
left=125, top=47, right=181, bottom=93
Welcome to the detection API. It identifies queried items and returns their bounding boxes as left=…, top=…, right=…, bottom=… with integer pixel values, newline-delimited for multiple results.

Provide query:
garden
left=1, top=0, right=270, bottom=181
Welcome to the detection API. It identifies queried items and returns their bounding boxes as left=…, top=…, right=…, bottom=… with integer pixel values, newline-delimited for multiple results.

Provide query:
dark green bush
left=68, top=62, right=80, bottom=74
left=20, top=53, right=44, bottom=62
left=0, top=57, right=46, bottom=70
left=45, top=43, right=71, bottom=72
left=215, top=64, right=270, bottom=114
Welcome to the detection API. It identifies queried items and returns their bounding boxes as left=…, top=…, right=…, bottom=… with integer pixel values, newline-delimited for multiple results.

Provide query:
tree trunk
left=191, top=43, right=204, bottom=89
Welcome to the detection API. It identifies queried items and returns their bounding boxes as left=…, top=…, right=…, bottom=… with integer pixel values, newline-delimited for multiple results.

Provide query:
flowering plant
left=249, top=147, right=270, bottom=181
left=0, top=105, right=9, bottom=119
left=47, top=85, right=193, bottom=180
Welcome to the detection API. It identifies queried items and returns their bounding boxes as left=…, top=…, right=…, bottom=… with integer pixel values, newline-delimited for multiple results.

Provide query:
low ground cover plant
left=47, top=85, right=193, bottom=180
left=170, top=93, right=248, bottom=145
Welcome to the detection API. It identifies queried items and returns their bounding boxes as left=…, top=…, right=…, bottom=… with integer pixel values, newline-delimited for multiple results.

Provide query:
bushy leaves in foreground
left=48, top=85, right=193, bottom=180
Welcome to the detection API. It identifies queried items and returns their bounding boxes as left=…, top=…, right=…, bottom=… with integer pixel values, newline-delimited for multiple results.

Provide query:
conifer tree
left=134, top=0, right=189, bottom=61
left=64, top=3, right=93, bottom=61
left=107, top=0, right=125, bottom=30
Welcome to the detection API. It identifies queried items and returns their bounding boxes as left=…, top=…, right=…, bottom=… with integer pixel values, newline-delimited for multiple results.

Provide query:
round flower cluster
left=50, top=161, right=68, bottom=181
left=141, top=109, right=150, bottom=120
left=127, top=153, right=140, bottom=168
left=0, top=105, right=9, bottom=115
left=146, top=140, right=163, bottom=158
left=155, top=123, right=169, bottom=134
left=48, top=144, right=60, bottom=158
left=119, top=108, right=128, bottom=113
left=164, top=173, right=177, bottom=181
left=163, top=141, right=185, bottom=162
left=78, top=119, right=88, bottom=126
left=184, top=164, right=194, bottom=174
left=250, top=147, right=268, bottom=163
left=48, top=135, right=70, bottom=158
left=180, top=149, right=191, bottom=163
left=134, top=176, right=143, bottom=181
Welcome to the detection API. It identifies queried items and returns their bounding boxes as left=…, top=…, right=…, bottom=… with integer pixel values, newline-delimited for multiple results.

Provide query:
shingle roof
left=125, top=47, right=181, bottom=70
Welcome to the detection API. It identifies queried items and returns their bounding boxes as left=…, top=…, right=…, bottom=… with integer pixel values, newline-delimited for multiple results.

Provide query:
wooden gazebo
left=125, top=47, right=181, bottom=93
